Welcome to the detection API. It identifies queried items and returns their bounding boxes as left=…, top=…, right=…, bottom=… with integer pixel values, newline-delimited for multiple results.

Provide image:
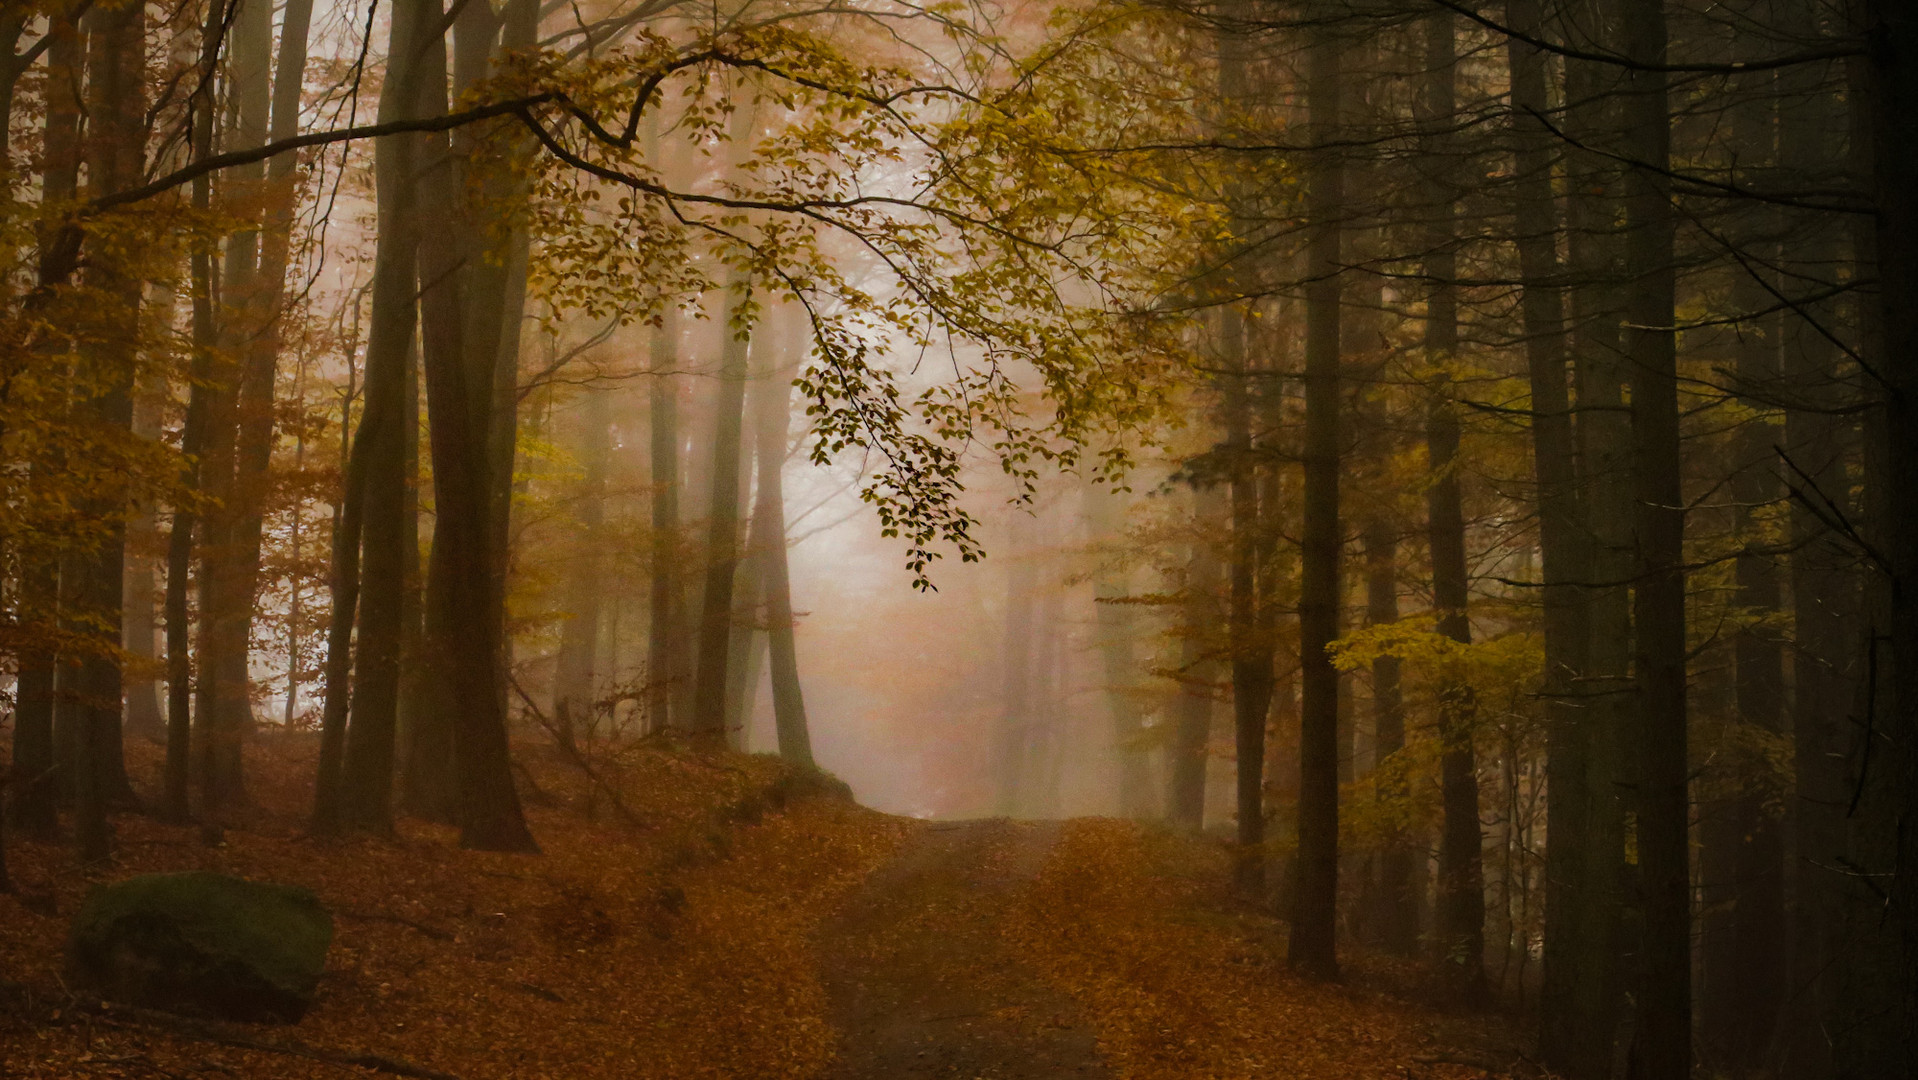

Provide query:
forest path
left=816, top=818, right=1110, bottom=1080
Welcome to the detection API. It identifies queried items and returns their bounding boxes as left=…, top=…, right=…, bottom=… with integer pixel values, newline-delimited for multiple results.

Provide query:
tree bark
left=1620, top=0, right=1690, bottom=1073
left=1291, top=27, right=1343, bottom=981
left=647, top=307, right=684, bottom=733
left=1541, top=3, right=1631, bottom=1068
left=552, top=385, right=611, bottom=748
left=10, top=11, right=83, bottom=839
left=1167, top=485, right=1223, bottom=831
left=1420, top=10, right=1486, bottom=1004
left=753, top=306, right=814, bottom=767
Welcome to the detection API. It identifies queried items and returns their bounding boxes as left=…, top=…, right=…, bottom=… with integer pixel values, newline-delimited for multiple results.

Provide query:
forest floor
left=0, top=733, right=1525, bottom=1080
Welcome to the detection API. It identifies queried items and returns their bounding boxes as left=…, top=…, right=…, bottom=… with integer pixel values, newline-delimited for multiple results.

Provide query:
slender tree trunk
left=1221, top=303, right=1272, bottom=896
left=1420, top=11, right=1486, bottom=1004
left=1291, top=28, right=1343, bottom=981
left=753, top=308, right=814, bottom=767
left=1167, top=486, right=1223, bottom=830
left=690, top=272, right=755, bottom=753
left=1086, top=481, right=1150, bottom=816
left=648, top=308, right=684, bottom=733
left=1361, top=515, right=1416, bottom=953
left=553, top=385, right=611, bottom=748
left=1620, top=0, right=1690, bottom=1072
left=997, top=512, right=1039, bottom=815
left=124, top=372, right=167, bottom=742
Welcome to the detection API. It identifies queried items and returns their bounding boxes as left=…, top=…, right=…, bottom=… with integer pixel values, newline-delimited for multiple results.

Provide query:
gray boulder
left=68, top=871, right=333, bottom=1023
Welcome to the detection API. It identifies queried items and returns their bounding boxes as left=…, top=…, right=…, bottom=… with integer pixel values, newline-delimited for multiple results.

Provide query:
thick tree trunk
left=1291, top=28, right=1343, bottom=981
left=406, top=0, right=536, bottom=853
left=1619, top=0, right=1690, bottom=1073
left=72, top=0, right=148, bottom=862
left=1541, top=5, right=1631, bottom=1070
left=1698, top=72, right=1789, bottom=1075
left=1848, top=0, right=1918, bottom=1071
left=11, top=14, right=82, bottom=839
left=1775, top=8, right=1855, bottom=1072
left=337, top=0, right=430, bottom=834
left=195, top=0, right=277, bottom=813
left=1507, top=0, right=1598, bottom=1059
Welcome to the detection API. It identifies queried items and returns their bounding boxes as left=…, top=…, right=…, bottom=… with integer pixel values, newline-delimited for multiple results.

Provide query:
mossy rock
left=68, top=871, right=332, bottom=1024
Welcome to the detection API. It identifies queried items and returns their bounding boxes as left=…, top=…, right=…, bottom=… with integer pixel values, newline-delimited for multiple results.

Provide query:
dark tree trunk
left=73, top=0, right=148, bottom=862
left=1775, top=6, right=1855, bottom=1072
left=1619, top=0, right=1690, bottom=1073
left=1361, top=515, right=1416, bottom=954
left=195, top=0, right=277, bottom=814
left=1291, top=28, right=1343, bottom=982
left=1419, top=11, right=1486, bottom=1004
left=1507, top=0, right=1598, bottom=1059
left=337, top=0, right=430, bottom=835
left=1847, top=0, right=1918, bottom=1071
left=1699, top=67, right=1789, bottom=1075
left=1541, top=4, right=1632, bottom=1069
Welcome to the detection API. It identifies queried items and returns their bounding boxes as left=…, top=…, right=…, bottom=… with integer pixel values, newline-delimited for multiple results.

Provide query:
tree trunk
left=1221, top=302, right=1272, bottom=896
left=753, top=307, right=814, bottom=767
left=407, top=0, right=536, bottom=853
left=1086, top=481, right=1150, bottom=817
left=123, top=373, right=167, bottom=743
left=1291, top=27, right=1343, bottom=981
left=10, top=11, right=82, bottom=839
left=1420, top=11, right=1486, bottom=1004
left=997, top=514, right=1039, bottom=815
left=1541, top=4, right=1632, bottom=1069
left=647, top=307, right=684, bottom=733
left=1620, top=0, right=1690, bottom=1073
left=690, top=271, right=755, bottom=753
left=1508, top=0, right=1599, bottom=1059
left=1776, top=5, right=1856, bottom=1071
left=1167, top=485, right=1223, bottom=831
left=553, top=385, right=611, bottom=748
left=1698, top=68, right=1789, bottom=1075
left=195, top=0, right=277, bottom=813
left=1848, top=0, right=1918, bottom=1071
left=73, top=0, right=148, bottom=862
left=338, top=0, right=431, bottom=834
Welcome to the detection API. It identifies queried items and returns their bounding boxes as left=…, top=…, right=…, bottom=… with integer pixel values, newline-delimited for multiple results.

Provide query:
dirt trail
left=816, top=818, right=1109, bottom=1080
